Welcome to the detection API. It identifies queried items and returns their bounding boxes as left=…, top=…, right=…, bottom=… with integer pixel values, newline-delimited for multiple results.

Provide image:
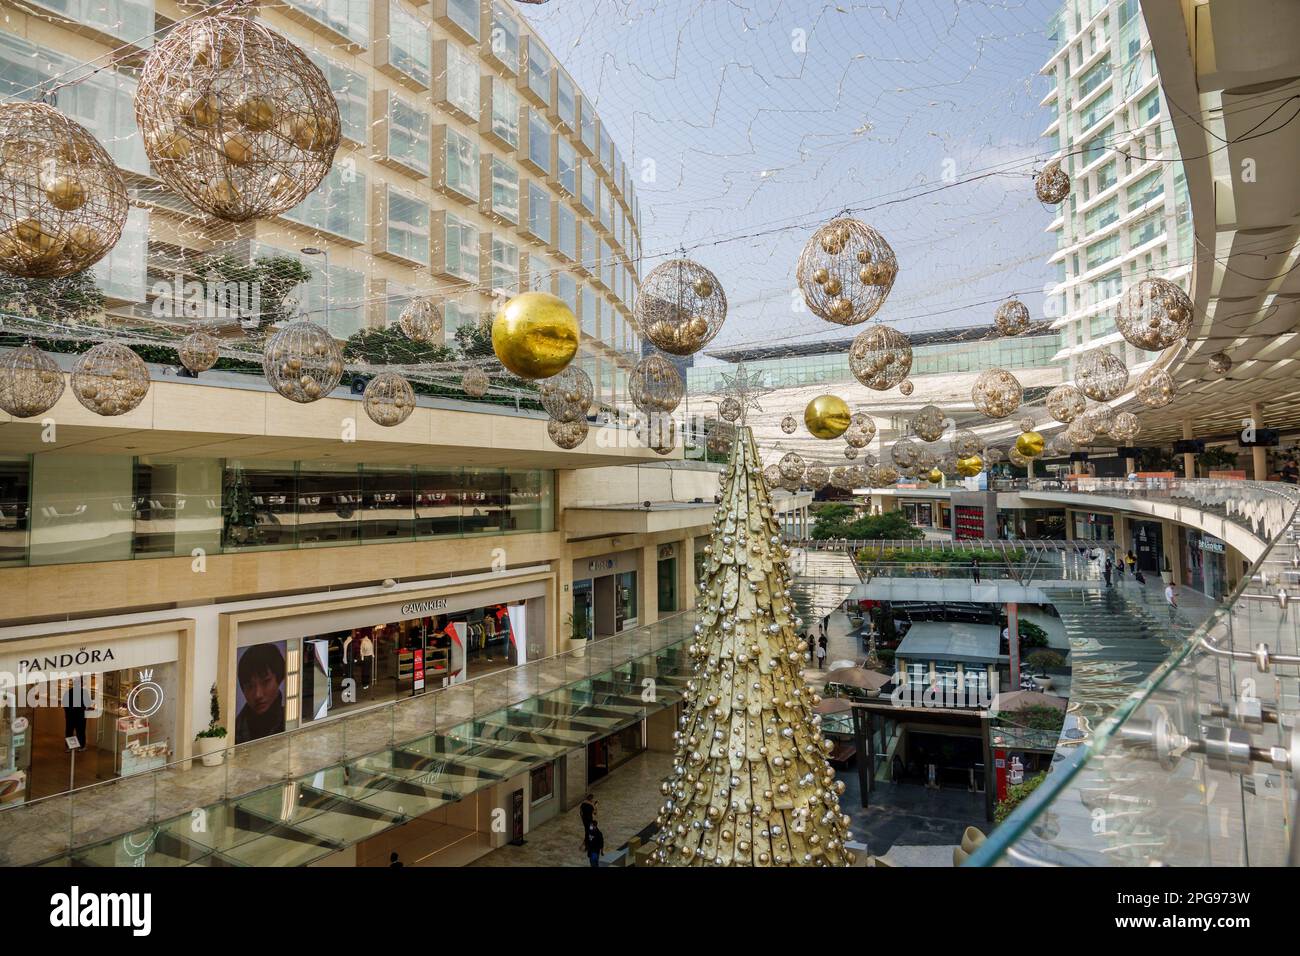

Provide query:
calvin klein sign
left=400, top=598, right=449, bottom=616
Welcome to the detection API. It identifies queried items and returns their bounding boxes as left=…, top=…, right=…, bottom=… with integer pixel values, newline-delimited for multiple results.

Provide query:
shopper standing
left=1103, top=557, right=1113, bottom=587
left=971, top=557, right=981, bottom=584
left=1165, top=582, right=1178, bottom=622
left=585, top=822, right=605, bottom=868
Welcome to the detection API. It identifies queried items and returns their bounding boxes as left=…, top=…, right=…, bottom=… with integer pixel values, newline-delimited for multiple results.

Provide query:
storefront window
left=530, top=762, right=555, bottom=804
left=615, top=570, right=637, bottom=630
left=571, top=579, right=594, bottom=641
left=0, top=457, right=31, bottom=566
left=657, top=556, right=677, bottom=613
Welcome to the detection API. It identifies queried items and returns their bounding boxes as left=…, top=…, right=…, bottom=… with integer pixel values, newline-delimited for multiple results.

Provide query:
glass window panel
left=490, top=77, right=520, bottom=147
left=296, top=462, right=361, bottom=548
left=580, top=160, right=595, bottom=211
left=445, top=211, right=480, bottom=281
left=446, top=0, right=478, bottom=39
left=29, top=454, right=133, bottom=564
left=557, top=274, right=577, bottom=315
left=556, top=72, right=576, bottom=127
left=444, top=300, right=477, bottom=339
left=506, top=470, right=551, bottom=532
left=308, top=52, right=368, bottom=143
left=527, top=42, right=551, bottom=103
left=597, top=122, right=610, bottom=166
left=389, top=96, right=430, bottom=173
left=132, top=456, right=223, bottom=557
left=491, top=157, right=520, bottom=223
left=556, top=203, right=576, bottom=259
left=285, top=163, right=367, bottom=242
left=416, top=468, right=462, bottom=536
left=386, top=188, right=430, bottom=265
left=581, top=223, right=596, bottom=271
left=580, top=106, right=596, bottom=151
left=527, top=110, right=552, bottom=172
left=221, top=460, right=296, bottom=552
left=284, top=0, right=370, bottom=46
left=489, top=1, right=520, bottom=74
left=92, top=206, right=148, bottom=303
left=0, top=457, right=30, bottom=566
left=556, top=137, right=576, bottom=194
left=445, top=127, right=480, bottom=199
left=581, top=286, right=598, bottom=337
left=387, top=1, right=431, bottom=86
left=491, top=237, right=518, bottom=291
left=463, top=469, right=505, bottom=535
left=527, top=182, right=551, bottom=242
left=361, top=467, right=415, bottom=540
left=445, top=41, right=480, bottom=118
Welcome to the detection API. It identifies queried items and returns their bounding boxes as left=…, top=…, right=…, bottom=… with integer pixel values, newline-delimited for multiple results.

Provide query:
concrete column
left=1006, top=602, right=1019, bottom=689
left=557, top=552, right=575, bottom=651
left=1250, top=402, right=1267, bottom=480
left=639, top=544, right=659, bottom=626
left=1182, top=418, right=1197, bottom=479
left=1162, top=520, right=1183, bottom=586
left=677, top=535, right=696, bottom=611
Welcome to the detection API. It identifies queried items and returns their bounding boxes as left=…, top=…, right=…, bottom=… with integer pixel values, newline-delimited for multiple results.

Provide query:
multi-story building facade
left=0, top=0, right=643, bottom=406
left=1038, top=0, right=1193, bottom=380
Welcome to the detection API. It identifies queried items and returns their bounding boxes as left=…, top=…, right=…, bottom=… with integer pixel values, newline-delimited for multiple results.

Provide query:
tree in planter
left=222, top=464, right=264, bottom=547
left=1017, top=620, right=1049, bottom=650
left=196, top=683, right=227, bottom=740
left=1025, top=649, right=1065, bottom=676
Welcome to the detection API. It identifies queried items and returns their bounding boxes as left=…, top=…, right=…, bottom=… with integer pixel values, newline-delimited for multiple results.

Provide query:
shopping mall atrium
left=0, top=0, right=1297, bottom=882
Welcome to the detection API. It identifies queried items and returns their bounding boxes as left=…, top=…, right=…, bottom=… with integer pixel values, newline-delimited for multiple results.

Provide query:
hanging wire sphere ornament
left=1018, top=417, right=1037, bottom=433
left=779, top=474, right=802, bottom=492
left=71, top=341, right=150, bottom=416
left=890, top=435, right=921, bottom=469
left=843, top=445, right=859, bottom=460
left=363, top=371, right=416, bottom=427
left=0, top=102, right=129, bottom=278
left=983, top=447, right=1004, bottom=465
left=916, top=447, right=939, bottom=471
left=778, top=452, right=806, bottom=481
left=1034, top=160, right=1071, bottom=205
left=539, top=364, right=593, bottom=423
left=956, top=454, right=983, bottom=478
left=1046, top=434, right=1073, bottom=458
left=910, top=404, right=947, bottom=442
left=994, top=299, right=1031, bottom=337
left=1008, top=447, right=1030, bottom=467
left=642, top=413, right=676, bottom=455
left=867, top=464, right=900, bottom=487
left=1046, top=383, right=1087, bottom=423
left=780, top=414, right=798, bottom=434
left=547, top=416, right=588, bottom=450
left=1083, top=403, right=1114, bottom=436
left=805, top=465, right=830, bottom=488
left=492, top=291, right=579, bottom=379
left=0, top=343, right=65, bottom=417
left=971, top=367, right=1023, bottom=419
left=844, top=426, right=871, bottom=449
left=1135, top=366, right=1175, bottom=408
left=1066, top=415, right=1097, bottom=446
left=1209, top=351, right=1233, bottom=375
left=398, top=296, right=443, bottom=343
left=1015, top=431, right=1045, bottom=459
left=718, top=396, right=742, bottom=423
left=763, top=464, right=782, bottom=487
left=1116, top=277, right=1193, bottom=351
left=848, top=324, right=912, bottom=390
left=262, top=320, right=343, bottom=403
left=1109, top=411, right=1141, bottom=443
left=827, top=465, right=848, bottom=489
left=1075, top=349, right=1129, bottom=401
left=898, top=379, right=914, bottom=397
left=179, top=325, right=219, bottom=373
left=462, top=366, right=490, bottom=398
left=634, top=258, right=727, bottom=356
left=135, top=10, right=341, bottom=222
left=804, top=393, right=851, bottom=439
left=796, top=216, right=898, bottom=325
left=628, top=353, right=683, bottom=413
left=707, top=422, right=735, bottom=456
left=952, top=428, right=982, bottom=457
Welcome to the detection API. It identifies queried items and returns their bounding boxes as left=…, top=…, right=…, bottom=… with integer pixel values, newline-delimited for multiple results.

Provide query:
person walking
left=579, top=793, right=597, bottom=832
left=818, top=632, right=828, bottom=659
left=1126, top=550, right=1137, bottom=576
left=971, top=557, right=981, bottom=584
left=1164, top=582, right=1178, bottom=621
left=1103, top=557, right=1113, bottom=587
left=584, top=822, right=605, bottom=868
left=815, top=640, right=827, bottom=669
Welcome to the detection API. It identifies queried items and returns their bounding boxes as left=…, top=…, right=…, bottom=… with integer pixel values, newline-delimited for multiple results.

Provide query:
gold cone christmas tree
left=652, top=425, right=855, bottom=866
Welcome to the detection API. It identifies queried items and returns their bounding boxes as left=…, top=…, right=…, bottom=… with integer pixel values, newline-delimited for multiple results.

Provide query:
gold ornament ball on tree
left=971, top=368, right=1023, bottom=419
left=1015, top=430, right=1045, bottom=459
left=179, top=326, right=219, bottom=373
left=1116, top=277, right=1193, bottom=351
left=539, top=365, right=593, bottom=423
left=994, top=299, right=1030, bottom=336
left=547, top=417, right=588, bottom=450
left=363, top=371, right=416, bottom=427
left=1046, top=383, right=1087, bottom=423
left=462, top=367, right=490, bottom=398
left=628, top=353, right=683, bottom=413
left=780, top=414, right=798, bottom=434
left=796, top=217, right=898, bottom=325
left=262, top=320, right=344, bottom=403
left=398, top=297, right=443, bottom=343
left=71, top=342, right=151, bottom=417
left=634, top=259, right=727, bottom=356
left=135, top=11, right=341, bottom=222
left=848, top=323, right=912, bottom=390
left=1075, top=349, right=1129, bottom=401
left=491, top=291, right=579, bottom=380
left=0, top=102, right=128, bottom=278
left=804, top=394, right=851, bottom=439
left=0, top=344, right=66, bottom=418
left=1035, top=160, right=1071, bottom=204
left=1135, top=366, right=1175, bottom=408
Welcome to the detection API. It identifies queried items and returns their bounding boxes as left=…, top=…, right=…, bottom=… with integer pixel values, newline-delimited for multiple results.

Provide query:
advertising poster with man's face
left=235, top=641, right=287, bottom=743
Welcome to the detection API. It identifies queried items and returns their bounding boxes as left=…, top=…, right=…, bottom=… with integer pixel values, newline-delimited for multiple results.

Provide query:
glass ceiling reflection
left=57, top=642, right=693, bottom=866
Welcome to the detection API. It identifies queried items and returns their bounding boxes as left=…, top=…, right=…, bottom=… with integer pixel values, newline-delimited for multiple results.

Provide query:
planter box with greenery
left=995, top=770, right=1047, bottom=824
left=194, top=683, right=228, bottom=767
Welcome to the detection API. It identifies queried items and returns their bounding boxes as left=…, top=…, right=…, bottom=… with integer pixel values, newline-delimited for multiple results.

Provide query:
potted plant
left=564, top=612, right=588, bottom=656
left=194, top=683, right=228, bottom=767
left=1026, top=650, right=1065, bottom=691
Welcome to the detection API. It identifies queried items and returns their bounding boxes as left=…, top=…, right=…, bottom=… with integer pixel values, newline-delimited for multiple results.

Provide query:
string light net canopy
left=653, top=425, right=854, bottom=866
left=134, top=7, right=341, bottom=222
left=547, top=417, right=588, bottom=449
left=0, top=343, right=65, bottom=417
left=1116, top=277, right=1193, bottom=351
left=179, top=326, right=219, bottom=373
left=262, top=319, right=344, bottom=403
left=634, top=258, right=727, bottom=355
left=1046, top=383, right=1087, bottom=423
left=1075, top=349, right=1129, bottom=401
left=910, top=404, right=946, bottom=442
left=1034, top=160, right=1070, bottom=204
left=0, top=102, right=129, bottom=278
left=71, top=341, right=150, bottom=416
left=848, top=324, right=912, bottom=390
left=994, top=299, right=1030, bottom=337
left=795, top=216, right=898, bottom=325
left=539, top=364, right=593, bottom=422
left=1135, top=366, right=1175, bottom=408
left=462, top=367, right=490, bottom=398
left=363, top=371, right=415, bottom=427
left=398, top=296, right=443, bottom=343
left=629, top=353, right=684, bottom=413
left=971, top=367, right=1022, bottom=419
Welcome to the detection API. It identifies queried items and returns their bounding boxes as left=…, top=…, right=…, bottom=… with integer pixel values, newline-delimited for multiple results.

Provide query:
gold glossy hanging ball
left=804, top=394, right=851, bottom=439
left=927, top=468, right=943, bottom=484
left=491, top=291, right=580, bottom=380
left=1015, top=431, right=1045, bottom=459
left=956, top=454, right=983, bottom=478
left=44, top=174, right=87, bottom=211
left=235, top=95, right=276, bottom=132
left=692, top=277, right=714, bottom=298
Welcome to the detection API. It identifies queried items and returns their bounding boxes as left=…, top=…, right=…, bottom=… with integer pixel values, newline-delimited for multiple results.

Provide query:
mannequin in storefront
left=359, top=630, right=375, bottom=690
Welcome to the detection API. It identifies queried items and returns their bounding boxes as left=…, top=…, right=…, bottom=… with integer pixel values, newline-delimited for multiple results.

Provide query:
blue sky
left=524, top=0, right=1063, bottom=360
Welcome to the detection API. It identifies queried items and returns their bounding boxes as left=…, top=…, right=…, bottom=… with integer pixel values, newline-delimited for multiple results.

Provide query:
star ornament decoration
left=719, top=362, right=772, bottom=424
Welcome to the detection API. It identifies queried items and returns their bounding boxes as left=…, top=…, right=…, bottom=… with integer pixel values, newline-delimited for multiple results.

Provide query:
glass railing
left=968, top=479, right=1300, bottom=867
left=0, top=612, right=696, bottom=867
